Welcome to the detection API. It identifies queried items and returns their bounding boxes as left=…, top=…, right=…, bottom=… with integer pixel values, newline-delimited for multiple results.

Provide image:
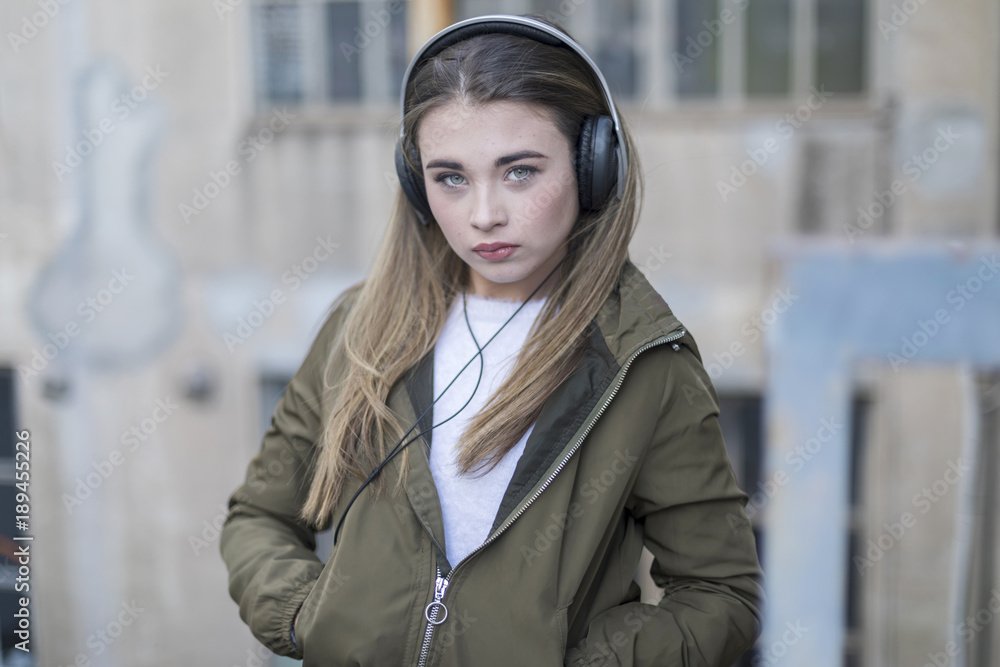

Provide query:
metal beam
left=407, top=0, right=454, bottom=58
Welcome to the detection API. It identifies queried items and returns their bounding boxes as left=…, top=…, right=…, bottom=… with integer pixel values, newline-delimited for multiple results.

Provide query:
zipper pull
left=424, top=574, right=449, bottom=625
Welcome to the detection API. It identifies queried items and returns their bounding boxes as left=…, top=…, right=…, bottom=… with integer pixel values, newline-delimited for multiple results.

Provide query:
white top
left=429, top=292, right=548, bottom=566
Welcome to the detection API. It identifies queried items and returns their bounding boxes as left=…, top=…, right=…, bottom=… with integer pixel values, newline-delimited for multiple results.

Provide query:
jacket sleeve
left=220, top=291, right=355, bottom=660
left=565, top=337, right=764, bottom=667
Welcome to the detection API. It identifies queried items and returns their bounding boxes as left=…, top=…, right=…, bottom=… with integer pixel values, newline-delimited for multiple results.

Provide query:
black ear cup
left=395, top=140, right=432, bottom=225
left=576, top=115, right=619, bottom=212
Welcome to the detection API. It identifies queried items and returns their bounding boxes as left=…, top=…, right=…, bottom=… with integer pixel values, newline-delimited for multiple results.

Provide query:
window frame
left=654, top=0, right=876, bottom=108
left=250, top=0, right=408, bottom=111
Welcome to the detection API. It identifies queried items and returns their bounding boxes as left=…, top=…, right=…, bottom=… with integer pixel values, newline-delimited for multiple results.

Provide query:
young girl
left=221, top=14, right=763, bottom=667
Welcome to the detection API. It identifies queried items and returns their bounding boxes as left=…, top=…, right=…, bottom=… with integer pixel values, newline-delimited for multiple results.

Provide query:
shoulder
left=597, top=261, right=708, bottom=369
left=613, top=327, right=719, bottom=427
left=603, top=262, right=719, bottom=416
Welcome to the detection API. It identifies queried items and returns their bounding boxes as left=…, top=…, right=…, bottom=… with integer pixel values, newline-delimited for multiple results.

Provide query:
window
left=675, top=0, right=868, bottom=100
left=843, top=393, right=872, bottom=667
left=326, top=2, right=363, bottom=100
left=815, top=0, right=867, bottom=95
left=252, top=0, right=408, bottom=107
left=744, top=0, right=792, bottom=96
left=455, top=0, right=868, bottom=104
left=717, top=392, right=874, bottom=666
left=674, top=0, right=720, bottom=97
left=254, top=3, right=305, bottom=104
left=455, top=0, right=641, bottom=98
left=592, top=0, right=639, bottom=99
left=717, top=393, right=764, bottom=667
left=963, top=372, right=1000, bottom=667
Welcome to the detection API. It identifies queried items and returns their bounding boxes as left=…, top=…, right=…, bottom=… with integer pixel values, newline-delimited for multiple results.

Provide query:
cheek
left=430, top=202, right=468, bottom=246
left=519, top=172, right=578, bottom=224
left=536, top=176, right=578, bottom=230
left=426, top=189, right=461, bottom=227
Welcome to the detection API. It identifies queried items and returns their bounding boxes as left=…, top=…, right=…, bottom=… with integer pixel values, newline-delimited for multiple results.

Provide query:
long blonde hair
left=300, top=17, right=644, bottom=526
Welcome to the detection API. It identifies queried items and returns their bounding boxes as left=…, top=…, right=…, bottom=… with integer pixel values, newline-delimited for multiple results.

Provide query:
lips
left=473, top=242, right=518, bottom=261
left=474, top=242, right=516, bottom=252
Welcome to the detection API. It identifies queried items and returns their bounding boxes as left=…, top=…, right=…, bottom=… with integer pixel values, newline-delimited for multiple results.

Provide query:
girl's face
left=417, top=100, right=579, bottom=301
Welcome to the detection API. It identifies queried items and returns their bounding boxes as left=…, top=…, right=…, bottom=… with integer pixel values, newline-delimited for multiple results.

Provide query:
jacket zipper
left=414, top=328, right=687, bottom=667
left=416, top=568, right=449, bottom=667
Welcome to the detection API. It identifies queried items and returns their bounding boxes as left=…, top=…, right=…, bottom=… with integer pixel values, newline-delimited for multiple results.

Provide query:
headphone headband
left=398, top=14, right=627, bottom=201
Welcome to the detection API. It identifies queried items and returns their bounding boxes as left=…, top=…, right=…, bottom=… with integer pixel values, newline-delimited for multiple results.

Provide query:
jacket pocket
left=294, top=559, right=342, bottom=656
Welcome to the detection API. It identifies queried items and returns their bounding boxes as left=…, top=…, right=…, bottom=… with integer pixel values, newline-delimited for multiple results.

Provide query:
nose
left=468, top=183, right=506, bottom=231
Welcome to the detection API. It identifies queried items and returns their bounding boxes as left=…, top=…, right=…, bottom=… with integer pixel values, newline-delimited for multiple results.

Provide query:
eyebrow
left=424, top=151, right=548, bottom=170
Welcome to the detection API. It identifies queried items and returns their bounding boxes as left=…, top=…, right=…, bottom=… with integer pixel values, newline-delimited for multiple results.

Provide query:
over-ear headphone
left=394, top=14, right=628, bottom=226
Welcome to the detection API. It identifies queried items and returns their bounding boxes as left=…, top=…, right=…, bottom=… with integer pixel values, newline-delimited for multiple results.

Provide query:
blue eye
left=435, top=173, right=466, bottom=189
left=507, top=166, right=537, bottom=182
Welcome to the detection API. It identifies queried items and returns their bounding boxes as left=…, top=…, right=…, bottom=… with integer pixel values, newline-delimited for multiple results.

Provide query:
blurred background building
left=0, top=0, right=998, bottom=665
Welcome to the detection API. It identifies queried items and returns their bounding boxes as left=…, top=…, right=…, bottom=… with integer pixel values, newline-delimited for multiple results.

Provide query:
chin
left=469, top=266, right=528, bottom=290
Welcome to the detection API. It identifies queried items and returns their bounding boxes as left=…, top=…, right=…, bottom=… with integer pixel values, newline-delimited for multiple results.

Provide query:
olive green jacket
left=220, top=261, right=764, bottom=666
